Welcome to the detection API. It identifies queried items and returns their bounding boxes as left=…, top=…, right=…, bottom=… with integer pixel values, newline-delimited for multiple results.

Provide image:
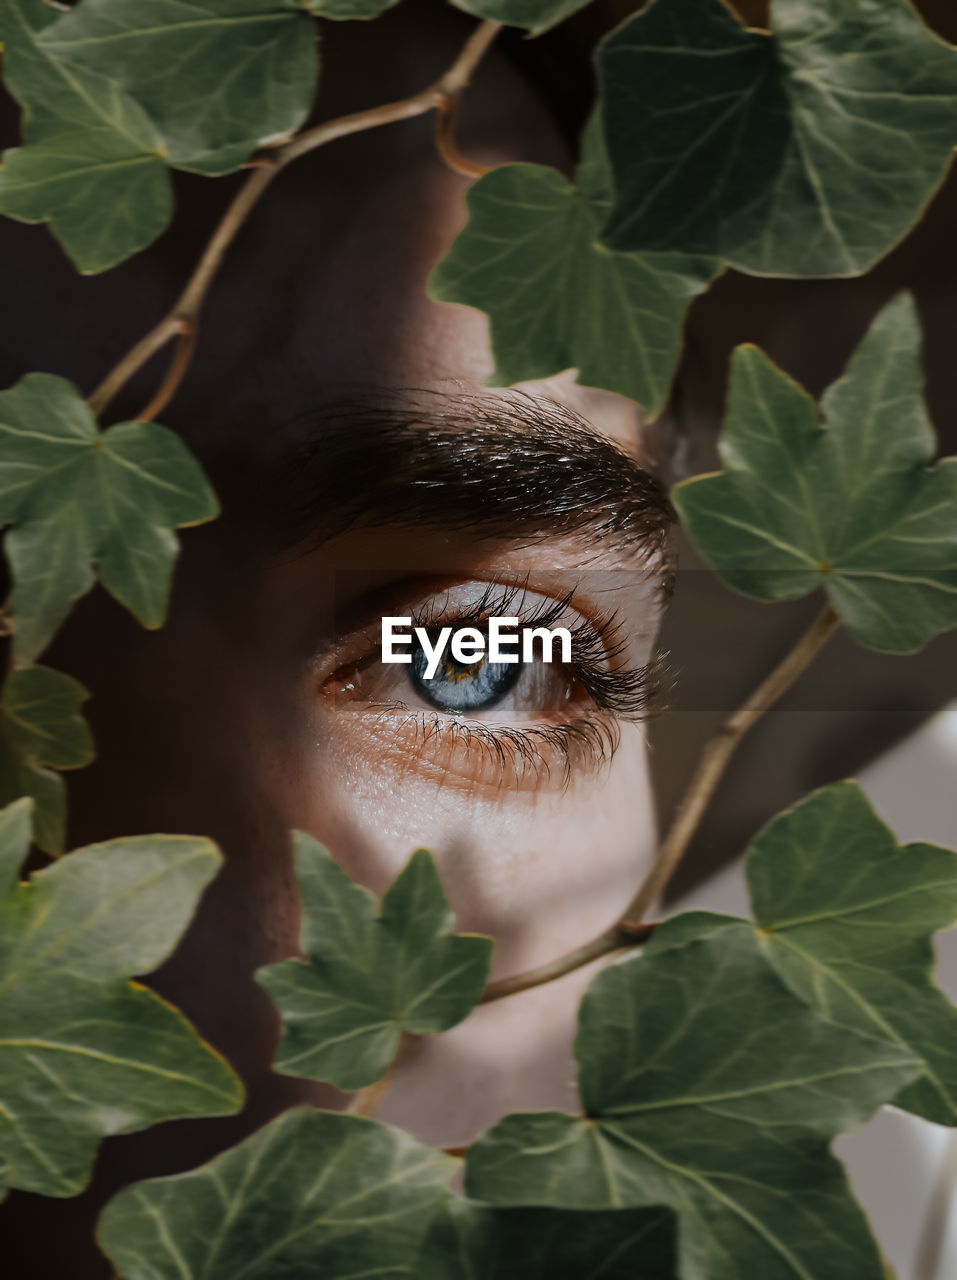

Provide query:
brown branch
left=434, top=96, right=493, bottom=179
left=479, top=603, right=841, bottom=1005
left=86, top=18, right=503, bottom=422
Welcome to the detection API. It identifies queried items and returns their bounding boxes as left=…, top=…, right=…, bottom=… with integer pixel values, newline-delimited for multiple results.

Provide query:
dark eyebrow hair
left=236, top=389, right=674, bottom=567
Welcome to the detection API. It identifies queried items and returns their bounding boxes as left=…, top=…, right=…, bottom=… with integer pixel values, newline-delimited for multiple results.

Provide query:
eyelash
left=390, top=710, right=625, bottom=788
left=325, top=579, right=665, bottom=788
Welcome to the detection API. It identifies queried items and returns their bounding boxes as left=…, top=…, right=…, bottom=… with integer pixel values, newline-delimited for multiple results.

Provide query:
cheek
left=269, top=713, right=655, bottom=977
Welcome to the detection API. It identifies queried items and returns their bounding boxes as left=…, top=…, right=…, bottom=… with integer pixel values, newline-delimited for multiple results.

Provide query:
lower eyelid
left=318, top=696, right=623, bottom=794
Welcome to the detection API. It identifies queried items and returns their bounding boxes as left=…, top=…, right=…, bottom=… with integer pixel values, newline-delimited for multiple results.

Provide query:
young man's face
left=11, top=9, right=671, bottom=1155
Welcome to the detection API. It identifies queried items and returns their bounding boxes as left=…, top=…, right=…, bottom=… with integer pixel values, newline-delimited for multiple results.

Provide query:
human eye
left=316, top=578, right=663, bottom=791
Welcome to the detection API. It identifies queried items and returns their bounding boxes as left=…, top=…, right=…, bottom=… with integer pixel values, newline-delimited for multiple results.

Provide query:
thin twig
left=480, top=603, right=841, bottom=1005
left=434, top=96, right=493, bottom=179
left=86, top=19, right=503, bottom=421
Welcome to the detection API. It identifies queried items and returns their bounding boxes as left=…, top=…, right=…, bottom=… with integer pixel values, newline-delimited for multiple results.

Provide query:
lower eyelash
left=365, top=702, right=622, bottom=790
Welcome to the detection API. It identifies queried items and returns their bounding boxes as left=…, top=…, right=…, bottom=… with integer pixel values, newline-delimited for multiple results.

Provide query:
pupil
left=409, top=630, right=523, bottom=713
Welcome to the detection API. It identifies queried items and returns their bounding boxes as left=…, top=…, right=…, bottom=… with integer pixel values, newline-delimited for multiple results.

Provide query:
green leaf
left=0, top=0, right=172, bottom=273
left=0, top=372, right=219, bottom=665
left=450, top=0, right=591, bottom=36
left=748, top=781, right=957, bottom=1126
left=598, top=0, right=957, bottom=277
left=465, top=926, right=919, bottom=1280
left=429, top=119, right=717, bottom=416
left=303, top=0, right=399, bottom=18
left=419, top=1197, right=677, bottom=1278
left=36, top=0, right=320, bottom=175
left=257, top=837, right=493, bottom=1090
left=0, top=0, right=321, bottom=268
left=97, top=1106, right=454, bottom=1279
left=0, top=665, right=93, bottom=854
left=0, top=812, right=242, bottom=1198
left=672, top=293, right=957, bottom=652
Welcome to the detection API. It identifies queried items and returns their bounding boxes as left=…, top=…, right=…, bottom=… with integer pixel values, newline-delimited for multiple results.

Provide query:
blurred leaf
left=98, top=1107, right=454, bottom=1278
left=451, top=0, right=591, bottom=35
left=304, top=0, right=399, bottom=17
left=598, top=0, right=957, bottom=277
left=466, top=926, right=918, bottom=1280
left=0, top=372, right=218, bottom=665
left=418, top=1197, right=677, bottom=1278
left=0, top=0, right=172, bottom=272
left=0, top=665, right=93, bottom=853
left=429, top=119, right=717, bottom=415
left=0, top=808, right=241, bottom=1198
left=672, top=294, right=957, bottom=652
left=258, top=837, right=493, bottom=1090
left=748, top=781, right=957, bottom=1126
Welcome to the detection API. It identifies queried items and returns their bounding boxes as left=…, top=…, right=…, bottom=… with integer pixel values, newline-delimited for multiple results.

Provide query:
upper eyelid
left=410, top=582, right=579, bottom=633
left=312, top=576, right=603, bottom=673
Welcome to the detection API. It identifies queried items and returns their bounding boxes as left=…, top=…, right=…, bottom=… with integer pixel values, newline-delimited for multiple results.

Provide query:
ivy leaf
left=672, top=293, right=957, bottom=652
left=0, top=665, right=93, bottom=854
left=465, top=926, right=919, bottom=1280
left=429, top=119, right=717, bottom=416
left=0, top=0, right=172, bottom=272
left=33, top=0, right=320, bottom=176
left=451, top=0, right=591, bottom=36
left=419, top=1197, right=676, bottom=1278
left=257, top=836, right=493, bottom=1090
left=0, top=808, right=242, bottom=1198
left=0, top=0, right=321, bottom=269
left=0, top=372, right=219, bottom=666
left=97, top=1107, right=454, bottom=1279
left=748, top=781, right=957, bottom=1127
left=598, top=0, right=957, bottom=277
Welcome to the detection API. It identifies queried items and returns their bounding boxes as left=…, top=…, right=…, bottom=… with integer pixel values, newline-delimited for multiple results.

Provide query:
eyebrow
left=238, top=390, right=674, bottom=568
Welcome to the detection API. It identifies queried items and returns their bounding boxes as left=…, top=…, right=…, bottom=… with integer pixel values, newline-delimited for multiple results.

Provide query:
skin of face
left=0, top=6, right=669, bottom=1271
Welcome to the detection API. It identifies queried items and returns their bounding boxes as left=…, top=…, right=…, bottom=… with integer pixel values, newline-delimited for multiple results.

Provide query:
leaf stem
left=346, top=1030, right=414, bottom=1118
left=434, top=96, right=493, bottom=179
left=345, top=1074, right=392, bottom=1119
left=136, top=321, right=195, bottom=423
left=480, top=602, right=841, bottom=1004
left=86, top=19, right=503, bottom=421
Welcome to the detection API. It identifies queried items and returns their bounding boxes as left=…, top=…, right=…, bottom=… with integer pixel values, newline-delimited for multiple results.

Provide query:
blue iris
left=410, top=633, right=522, bottom=713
